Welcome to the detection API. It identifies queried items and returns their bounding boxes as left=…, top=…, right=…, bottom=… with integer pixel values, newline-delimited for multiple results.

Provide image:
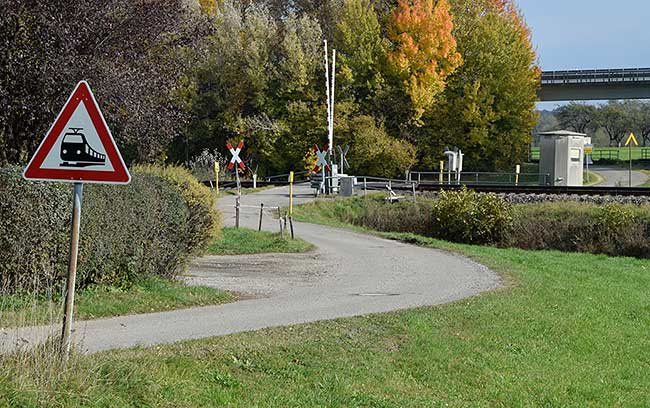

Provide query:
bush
left=430, top=188, right=512, bottom=245
left=135, top=165, right=221, bottom=251
left=306, top=192, right=650, bottom=259
left=0, top=168, right=69, bottom=294
left=323, top=189, right=512, bottom=245
left=0, top=165, right=221, bottom=294
left=341, top=116, right=417, bottom=178
left=509, top=202, right=650, bottom=258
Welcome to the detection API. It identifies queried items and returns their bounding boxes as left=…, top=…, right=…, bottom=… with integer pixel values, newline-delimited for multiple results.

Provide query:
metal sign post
left=626, top=133, right=638, bottom=187
left=23, top=81, right=130, bottom=362
left=337, top=145, right=350, bottom=174
left=227, top=140, right=246, bottom=228
left=60, top=182, right=83, bottom=360
left=584, top=144, right=593, bottom=184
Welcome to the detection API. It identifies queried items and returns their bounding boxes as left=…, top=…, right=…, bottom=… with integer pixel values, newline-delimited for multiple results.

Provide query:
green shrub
left=509, top=202, right=650, bottom=258
left=135, top=165, right=221, bottom=251
left=0, top=165, right=221, bottom=295
left=302, top=192, right=650, bottom=259
left=430, top=188, right=512, bottom=244
left=0, top=168, right=69, bottom=294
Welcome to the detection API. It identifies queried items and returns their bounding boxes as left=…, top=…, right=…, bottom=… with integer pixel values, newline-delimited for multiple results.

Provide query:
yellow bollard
left=214, top=162, right=220, bottom=195
left=289, top=171, right=294, bottom=216
left=439, top=160, right=444, bottom=184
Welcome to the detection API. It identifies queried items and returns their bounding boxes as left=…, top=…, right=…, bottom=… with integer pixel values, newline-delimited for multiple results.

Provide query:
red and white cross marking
left=313, top=144, right=330, bottom=172
left=227, top=140, right=246, bottom=170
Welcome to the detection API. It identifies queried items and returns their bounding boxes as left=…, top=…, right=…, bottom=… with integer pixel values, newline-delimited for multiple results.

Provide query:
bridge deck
left=539, top=68, right=650, bottom=101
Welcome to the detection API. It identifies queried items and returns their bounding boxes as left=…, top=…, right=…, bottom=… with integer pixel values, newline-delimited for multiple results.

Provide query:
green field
left=531, top=146, right=650, bottom=161
left=2, top=206, right=649, bottom=406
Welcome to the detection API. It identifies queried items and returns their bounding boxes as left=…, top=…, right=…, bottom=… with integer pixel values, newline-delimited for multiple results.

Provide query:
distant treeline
left=536, top=101, right=650, bottom=147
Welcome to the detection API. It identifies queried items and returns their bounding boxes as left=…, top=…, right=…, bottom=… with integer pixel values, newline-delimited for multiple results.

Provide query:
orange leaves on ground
left=388, top=0, right=462, bottom=123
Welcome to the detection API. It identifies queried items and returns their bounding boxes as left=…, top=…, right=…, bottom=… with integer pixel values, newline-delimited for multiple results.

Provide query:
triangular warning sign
left=625, top=132, right=639, bottom=147
left=23, top=81, right=131, bottom=184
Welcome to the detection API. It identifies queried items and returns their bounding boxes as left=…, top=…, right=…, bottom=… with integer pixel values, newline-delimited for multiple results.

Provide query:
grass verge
left=206, top=227, right=314, bottom=256
left=0, top=278, right=233, bottom=329
left=583, top=169, right=605, bottom=186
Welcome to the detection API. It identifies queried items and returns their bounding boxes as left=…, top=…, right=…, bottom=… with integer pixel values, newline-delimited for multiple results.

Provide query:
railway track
left=210, top=180, right=650, bottom=196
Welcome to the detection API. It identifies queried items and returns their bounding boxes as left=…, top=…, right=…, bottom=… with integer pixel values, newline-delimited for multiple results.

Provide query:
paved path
left=1, top=184, right=498, bottom=353
left=590, top=166, right=649, bottom=187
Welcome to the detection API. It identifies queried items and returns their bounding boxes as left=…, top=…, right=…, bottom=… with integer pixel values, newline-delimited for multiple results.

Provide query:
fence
left=530, top=147, right=650, bottom=162
left=408, top=171, right=550, bottom=186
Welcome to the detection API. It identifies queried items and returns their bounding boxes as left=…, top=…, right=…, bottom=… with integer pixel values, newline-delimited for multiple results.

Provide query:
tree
left=597, top=101, right=630, bottom=146
left=183, top=1, right=326, bottom=175
left=0, top=0, right=209, bottom=165
left=554, top=102, right=598, bottom=134
left=387, top=0, right=462, bottom=125
left=338, top=115, right=417, bottom=177
left=418, top=0, right=539, bottom=169
left=335, top=0, right=386, bottom=111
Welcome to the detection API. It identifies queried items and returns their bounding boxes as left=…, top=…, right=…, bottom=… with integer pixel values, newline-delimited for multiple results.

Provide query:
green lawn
left=207, top=227, right=314, bottom=255
left=2, top=203, right=649, bottom=406
left=0, top=277, right=233, bottom=329
left=3, top=235, right=649, bottom=406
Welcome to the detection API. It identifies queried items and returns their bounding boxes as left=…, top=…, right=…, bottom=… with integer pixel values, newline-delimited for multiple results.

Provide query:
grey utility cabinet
left=538, top=130, right=586, bottom=187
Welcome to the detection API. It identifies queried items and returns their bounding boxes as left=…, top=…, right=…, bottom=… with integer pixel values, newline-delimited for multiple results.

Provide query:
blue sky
left=516, top=0, right=650, bottom=109
left=516, top=0, right=650, bottom=70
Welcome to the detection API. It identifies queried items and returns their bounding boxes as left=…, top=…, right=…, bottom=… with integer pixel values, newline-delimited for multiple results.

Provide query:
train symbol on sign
left=60, top=128, right=106, bottom=167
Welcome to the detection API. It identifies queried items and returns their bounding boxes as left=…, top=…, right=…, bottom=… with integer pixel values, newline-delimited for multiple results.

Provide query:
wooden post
left=258, top=203, right=264, bottom=231
left=439, top=161, right=444, bottom=185
left=412, top=182, right=417, bottom=204
left=61, top=182, right=83, bottom=361
left=278, top=207, right=284, bottom=238
left=235, top=196, right=240, bottom=228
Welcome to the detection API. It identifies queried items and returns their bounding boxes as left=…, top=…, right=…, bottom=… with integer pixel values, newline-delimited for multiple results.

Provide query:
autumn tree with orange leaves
left=387, top=0, right=462, bottom=125
left=415, top=0, right=540, bottom=169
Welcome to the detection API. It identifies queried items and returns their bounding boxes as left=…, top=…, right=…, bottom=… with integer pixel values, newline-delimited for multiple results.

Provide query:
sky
left=516, top=0, right=650, bottom=110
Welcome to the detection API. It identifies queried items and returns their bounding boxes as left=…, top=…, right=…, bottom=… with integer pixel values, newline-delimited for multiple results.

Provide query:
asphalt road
left=590, top=166, right=649, bottom=187
left=1, top=184, right=498, bottom=353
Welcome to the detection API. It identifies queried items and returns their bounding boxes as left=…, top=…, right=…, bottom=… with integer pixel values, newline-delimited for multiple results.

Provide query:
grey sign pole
left=60, top=182, right=83, bottom=361
left=629, top=143, right=633, bottom=187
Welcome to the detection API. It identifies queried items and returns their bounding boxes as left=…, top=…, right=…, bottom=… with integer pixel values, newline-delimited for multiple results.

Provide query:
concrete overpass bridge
left=539, top=68, right=650, bottom=101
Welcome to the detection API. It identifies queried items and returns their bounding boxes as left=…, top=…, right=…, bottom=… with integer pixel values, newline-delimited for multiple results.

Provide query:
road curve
left=590, top=166, right=649, bottom=187
left=1, top=184, right=498, bottom=353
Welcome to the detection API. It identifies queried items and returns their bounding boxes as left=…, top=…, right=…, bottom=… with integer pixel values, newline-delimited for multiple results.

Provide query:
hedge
left=0, top=166, right=220, bottom=295
left=322, top=191, right=650, bottom=259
